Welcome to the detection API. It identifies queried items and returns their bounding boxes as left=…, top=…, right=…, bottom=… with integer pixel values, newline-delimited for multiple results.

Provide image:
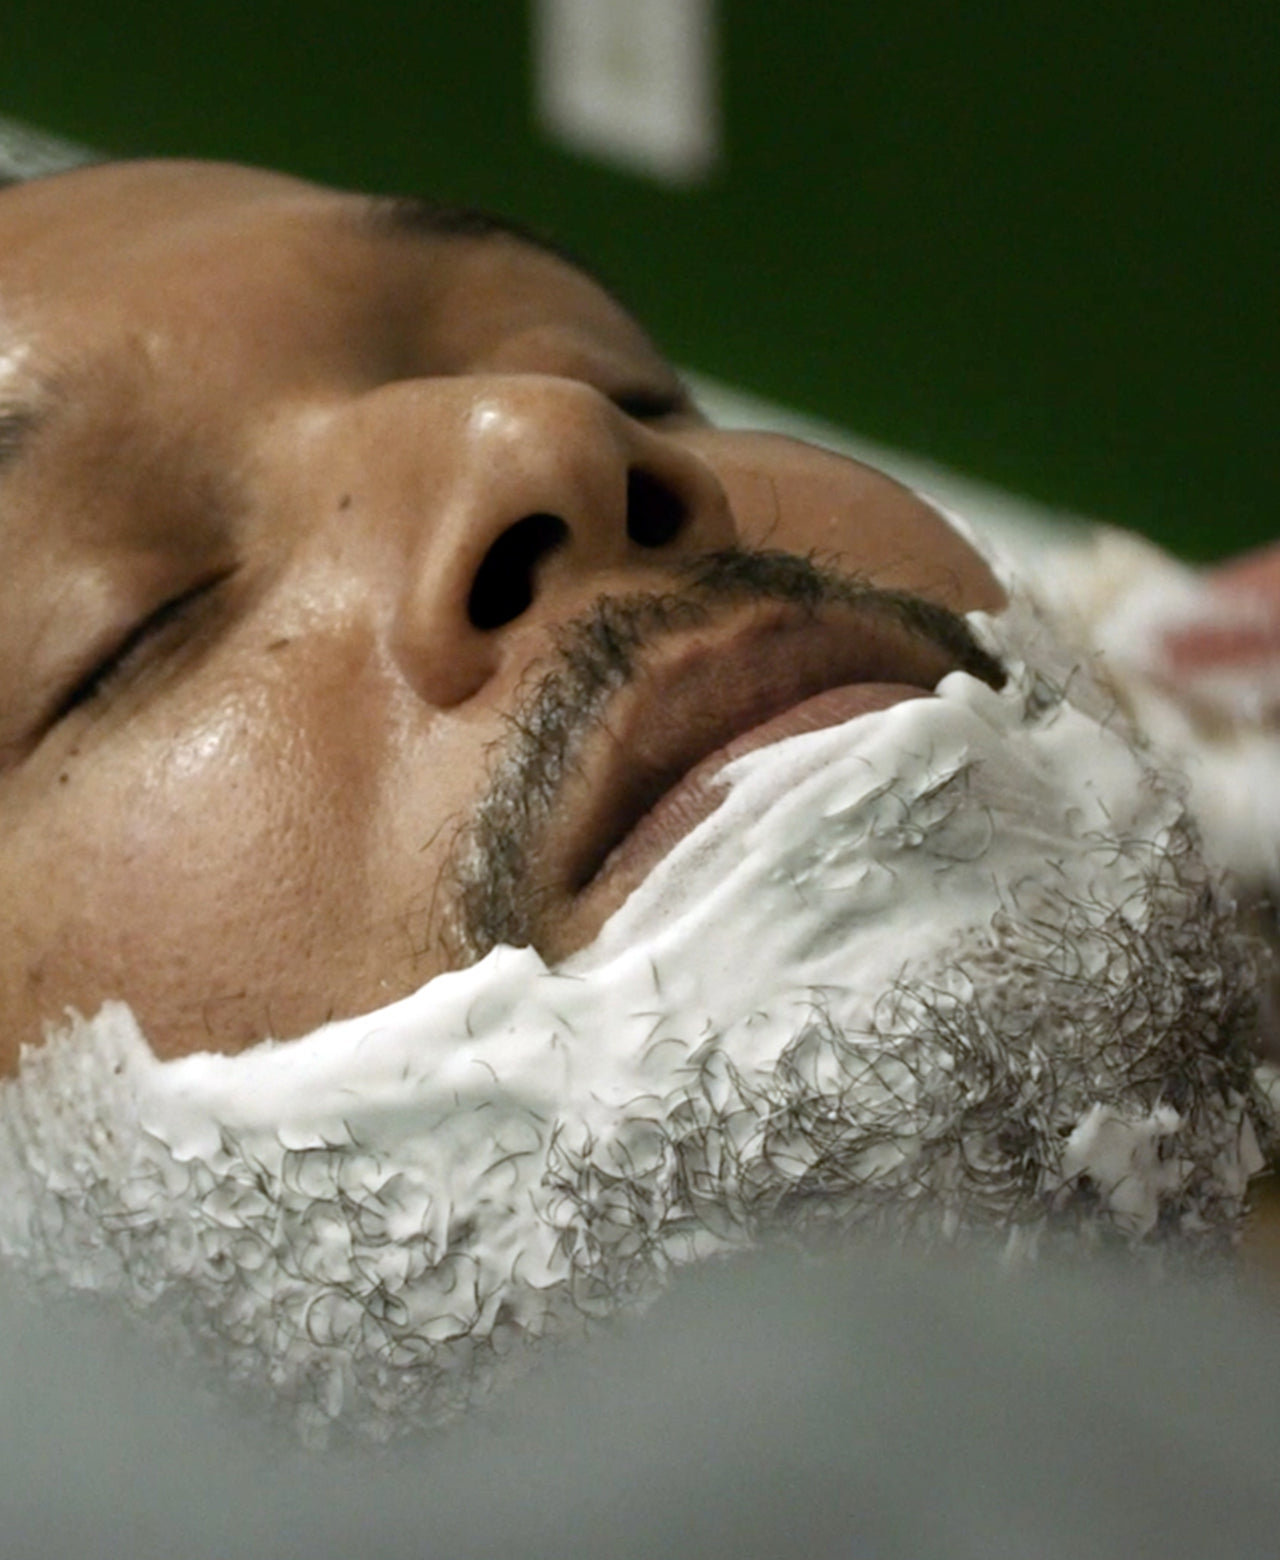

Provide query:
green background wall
left=2, top=2, right=1275, bottom=557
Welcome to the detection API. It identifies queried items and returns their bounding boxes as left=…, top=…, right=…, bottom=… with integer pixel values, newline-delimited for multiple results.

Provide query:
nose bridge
left=372, top=373, right=735, bottom=709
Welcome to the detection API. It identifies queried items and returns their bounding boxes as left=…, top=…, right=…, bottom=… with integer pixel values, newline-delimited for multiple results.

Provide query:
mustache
left=446, top=548, right=1006, bottom=961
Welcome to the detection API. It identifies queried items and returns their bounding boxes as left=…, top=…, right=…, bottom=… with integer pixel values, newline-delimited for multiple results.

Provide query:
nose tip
left=391, top=376, right=736, bottom=708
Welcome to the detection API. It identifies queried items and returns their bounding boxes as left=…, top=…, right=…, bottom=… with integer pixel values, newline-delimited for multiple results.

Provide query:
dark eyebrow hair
left=359, top=194, right=553, bottom=249
left=353, top=194, right=625, bottom=306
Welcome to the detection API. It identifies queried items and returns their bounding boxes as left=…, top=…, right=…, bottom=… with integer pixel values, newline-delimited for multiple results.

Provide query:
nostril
left=626, top=467, right=687, bottom=549
left=468, top=512, right=569, bottom=630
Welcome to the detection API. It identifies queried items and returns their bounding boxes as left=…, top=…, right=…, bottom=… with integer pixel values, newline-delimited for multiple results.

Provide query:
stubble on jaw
left=536, top=843, right=1270, bottom=1343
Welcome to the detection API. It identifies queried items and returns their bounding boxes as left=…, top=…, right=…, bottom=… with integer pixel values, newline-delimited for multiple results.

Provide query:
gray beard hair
left=0, top=589, right=1270, bottom=1444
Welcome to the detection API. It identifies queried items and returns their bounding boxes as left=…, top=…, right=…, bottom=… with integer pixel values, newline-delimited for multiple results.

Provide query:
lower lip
left=595, top=681, right=930, bottom=889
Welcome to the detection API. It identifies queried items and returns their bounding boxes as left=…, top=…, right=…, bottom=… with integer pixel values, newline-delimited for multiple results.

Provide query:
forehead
left=0, top=161, right=344, bottom=315
left=0, top=160, right=659, bottom=391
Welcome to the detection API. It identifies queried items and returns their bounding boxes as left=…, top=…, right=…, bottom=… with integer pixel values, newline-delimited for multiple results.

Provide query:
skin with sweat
left=0, top=159, right=1003, bottom=1065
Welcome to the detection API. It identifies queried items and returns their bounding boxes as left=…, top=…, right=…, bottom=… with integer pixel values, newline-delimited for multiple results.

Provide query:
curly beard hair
left=549, top=811, right=1264, bottom=1322
left=0, top=577, right=1270, bottom=1443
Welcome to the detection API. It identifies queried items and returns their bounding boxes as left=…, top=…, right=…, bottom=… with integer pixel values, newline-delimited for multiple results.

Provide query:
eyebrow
left=353, top=194, right=625, bottom=307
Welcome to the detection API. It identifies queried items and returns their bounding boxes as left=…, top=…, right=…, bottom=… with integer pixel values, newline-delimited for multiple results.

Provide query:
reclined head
left=0, top=160, right=1267, bottom=1436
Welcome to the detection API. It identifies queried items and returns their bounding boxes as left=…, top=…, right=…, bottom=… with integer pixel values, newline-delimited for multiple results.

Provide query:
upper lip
left=558, top=598, right=983, bottom=895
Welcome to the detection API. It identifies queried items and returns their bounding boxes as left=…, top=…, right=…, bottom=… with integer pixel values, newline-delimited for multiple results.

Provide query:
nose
left=387, top=376, right=737, bottom=707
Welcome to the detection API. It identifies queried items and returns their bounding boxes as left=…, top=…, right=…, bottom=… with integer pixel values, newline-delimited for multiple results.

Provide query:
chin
left=0, top=580, right=1269, bottom=1442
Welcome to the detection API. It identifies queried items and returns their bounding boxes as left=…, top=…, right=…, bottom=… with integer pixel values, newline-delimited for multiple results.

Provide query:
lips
left=556, top=601, right=970, bottom=917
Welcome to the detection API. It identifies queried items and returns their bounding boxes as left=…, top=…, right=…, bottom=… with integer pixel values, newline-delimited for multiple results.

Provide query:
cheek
left=10, top=660, right=500, bottom=1059
left=9, top=677, right=394, bottom=1058
left=691, top=433, right=1005, bottom=613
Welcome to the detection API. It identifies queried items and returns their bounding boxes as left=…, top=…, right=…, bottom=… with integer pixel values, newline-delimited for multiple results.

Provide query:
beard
left=0, top=555, right=1268, bottom=1443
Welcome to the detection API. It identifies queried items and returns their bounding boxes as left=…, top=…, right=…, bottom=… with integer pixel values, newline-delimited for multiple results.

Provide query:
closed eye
left=53, top=576, right=226, bottom=723
left=611, top=387, right=692, bottom=422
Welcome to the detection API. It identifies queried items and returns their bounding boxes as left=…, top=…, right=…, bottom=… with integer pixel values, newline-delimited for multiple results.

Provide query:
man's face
left=0, top=165, right=1267, bottom=1435
left=0, top=159, right=1003, bottom=1064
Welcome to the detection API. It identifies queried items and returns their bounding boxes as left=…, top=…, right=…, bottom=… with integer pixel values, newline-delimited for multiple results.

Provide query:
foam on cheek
left=137, top=556, right=1080, bottom=1145
left=141, top=591, right=1161, bottom=1172
left=568, top=612, right=1174, bottom=1066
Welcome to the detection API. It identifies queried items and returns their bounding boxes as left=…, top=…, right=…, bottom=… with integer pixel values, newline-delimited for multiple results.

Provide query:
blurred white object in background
left=534, top=0, right=720, bottom=184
